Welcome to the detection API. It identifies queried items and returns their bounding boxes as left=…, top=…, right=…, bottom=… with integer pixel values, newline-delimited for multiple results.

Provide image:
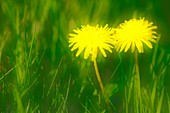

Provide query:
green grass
left=0, top=0, right=170, bottom=113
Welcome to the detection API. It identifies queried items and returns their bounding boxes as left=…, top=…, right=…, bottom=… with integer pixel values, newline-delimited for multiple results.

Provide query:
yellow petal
left=84, top=46, right=91, bottom=59
left=99, top=47, right=107, bottom=57
left=120, top=41, right=128, bottom=52
left=141, top=39, right=153, bottom=49
left=76, top=46, right=85, bottom=57
left=71, top=43, right=79, bottom=51
left=103, top=44, right=113, bottom=53
left=124, top=42, right=131, bottom=52
left=136, top=40, right=143, bottom=53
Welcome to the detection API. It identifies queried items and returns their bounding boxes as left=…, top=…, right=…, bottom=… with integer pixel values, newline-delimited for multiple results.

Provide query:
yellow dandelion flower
left=113, top=18, right=158, bottom=53
left=69, top=24, right=114, bottom=61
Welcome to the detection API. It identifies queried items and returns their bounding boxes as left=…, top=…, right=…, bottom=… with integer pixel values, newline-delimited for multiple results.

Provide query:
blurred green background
left=0, top=0, right=170, bottom=113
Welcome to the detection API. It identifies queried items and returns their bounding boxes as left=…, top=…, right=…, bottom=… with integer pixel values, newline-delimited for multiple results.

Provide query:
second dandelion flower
left=113, top=18, right=158, bottom=53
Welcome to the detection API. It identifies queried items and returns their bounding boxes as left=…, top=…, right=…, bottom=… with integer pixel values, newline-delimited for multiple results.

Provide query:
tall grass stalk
left=13, top=85, right=25, bottom=113
left=156, top=88, right=164, bottom=113
left=167, top=92, right=170, bottom=113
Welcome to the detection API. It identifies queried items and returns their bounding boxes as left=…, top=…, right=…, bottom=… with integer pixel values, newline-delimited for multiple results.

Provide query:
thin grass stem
left=47, top=57, right=63, bottom=96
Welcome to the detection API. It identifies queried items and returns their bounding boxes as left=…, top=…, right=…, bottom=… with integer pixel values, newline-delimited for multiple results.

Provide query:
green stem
left=93, top=59, right=112, bottom=109
left=93, top=59, right=104, bottom=94
left=134, top=50, right=141, bottom=113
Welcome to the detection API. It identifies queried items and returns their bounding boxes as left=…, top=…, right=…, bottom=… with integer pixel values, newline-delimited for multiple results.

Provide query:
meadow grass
left=0, top=0, right=170, bottom=113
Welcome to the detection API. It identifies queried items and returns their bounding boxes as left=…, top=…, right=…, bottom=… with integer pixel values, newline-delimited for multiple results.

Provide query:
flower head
left=69, top=24, right=114, bottom=61
left=113, top=18, right=158, bottom=53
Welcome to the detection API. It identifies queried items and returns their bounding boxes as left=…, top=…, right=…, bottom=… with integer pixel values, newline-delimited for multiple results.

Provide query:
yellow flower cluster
left=68, top=18, right=158, bottom=60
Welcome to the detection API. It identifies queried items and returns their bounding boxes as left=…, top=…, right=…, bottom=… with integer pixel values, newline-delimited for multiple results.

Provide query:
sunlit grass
left=0, top=0, right=170, bottom=113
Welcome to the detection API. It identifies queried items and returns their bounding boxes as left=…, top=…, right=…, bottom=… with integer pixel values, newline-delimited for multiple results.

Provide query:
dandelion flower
left=113, top=18, right=157, bottom=53
left=69, top=24, right=114, bottom=61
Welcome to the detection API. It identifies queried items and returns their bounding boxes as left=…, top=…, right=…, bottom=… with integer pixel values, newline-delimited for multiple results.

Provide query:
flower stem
left=93, top=59, right=105, bottom=94
left=93, top=59, right=114, bottom=111
left=134, top=50, right=141, bottom=113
